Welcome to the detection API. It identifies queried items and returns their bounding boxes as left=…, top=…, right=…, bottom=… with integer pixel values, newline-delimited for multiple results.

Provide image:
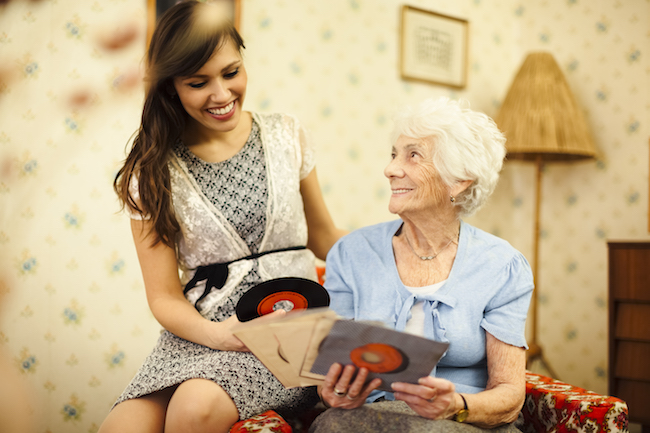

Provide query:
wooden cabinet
left=608, top=242, right=650, bottom=428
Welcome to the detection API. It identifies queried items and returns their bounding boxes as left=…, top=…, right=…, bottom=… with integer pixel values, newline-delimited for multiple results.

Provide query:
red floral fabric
left=229, top=410, right=292, bottom=433
left=522, top=372, right=628, bottom=433
left=316, top=266, right=326, bottom=286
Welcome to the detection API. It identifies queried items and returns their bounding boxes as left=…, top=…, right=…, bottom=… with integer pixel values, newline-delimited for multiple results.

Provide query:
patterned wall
left=0, top=0, right=648, bottom=431
left=0, top=1, right=155, bottom=431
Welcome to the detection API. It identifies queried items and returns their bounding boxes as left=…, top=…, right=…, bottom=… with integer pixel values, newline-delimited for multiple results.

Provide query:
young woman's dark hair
left=114, top=1, right=245, bottom=247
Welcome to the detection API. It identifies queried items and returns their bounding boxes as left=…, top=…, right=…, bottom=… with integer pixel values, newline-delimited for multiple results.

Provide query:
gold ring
left=333, top=389, right=346, bottom=397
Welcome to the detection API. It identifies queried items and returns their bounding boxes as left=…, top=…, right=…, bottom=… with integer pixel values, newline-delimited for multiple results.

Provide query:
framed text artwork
left=399, top=5, right=469, bottom=89
left=146, top=0, right=241, bottom=46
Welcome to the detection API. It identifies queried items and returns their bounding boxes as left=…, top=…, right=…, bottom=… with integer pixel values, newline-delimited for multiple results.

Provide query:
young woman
left=98, top=2, right=345, bottom=432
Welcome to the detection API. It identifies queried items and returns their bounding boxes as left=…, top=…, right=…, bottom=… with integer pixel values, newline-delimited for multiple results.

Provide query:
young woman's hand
left=207, top=309, right=287, bottom=352
left=206, top=316, right=248, bottom=351
left=319, top=363, right=382, bottom=409
left=391, top=376, right=458, bottom=420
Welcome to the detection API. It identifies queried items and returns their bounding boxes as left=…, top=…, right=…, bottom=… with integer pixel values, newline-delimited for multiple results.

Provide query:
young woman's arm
left=131, top=219, right=255, bottom=351
left=300, top=168, right=347, bottom=260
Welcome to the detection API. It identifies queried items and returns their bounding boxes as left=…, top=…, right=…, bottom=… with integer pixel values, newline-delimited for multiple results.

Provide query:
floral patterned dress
left=116, top=113, right=320, bottom=420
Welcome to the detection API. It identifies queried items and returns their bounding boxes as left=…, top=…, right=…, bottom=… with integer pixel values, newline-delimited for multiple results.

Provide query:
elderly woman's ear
left=451, top=179, right=473, bottom=199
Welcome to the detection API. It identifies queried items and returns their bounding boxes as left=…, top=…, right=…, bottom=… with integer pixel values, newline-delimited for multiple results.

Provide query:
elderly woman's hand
left=391, top=376, right=457, bottom=419
left=320, top=363, right=382, bottom=409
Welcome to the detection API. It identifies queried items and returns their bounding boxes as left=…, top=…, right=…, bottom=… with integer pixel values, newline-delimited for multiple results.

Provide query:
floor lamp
left=495, top=52, right=597, bottom=378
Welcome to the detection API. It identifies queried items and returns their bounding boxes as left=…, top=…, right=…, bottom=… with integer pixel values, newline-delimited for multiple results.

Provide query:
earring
left=450, top=195, right=455, bottom=203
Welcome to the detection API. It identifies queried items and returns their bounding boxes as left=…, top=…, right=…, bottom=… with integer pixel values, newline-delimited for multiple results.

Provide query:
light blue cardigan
left=324, top=219, right=534, bottom=400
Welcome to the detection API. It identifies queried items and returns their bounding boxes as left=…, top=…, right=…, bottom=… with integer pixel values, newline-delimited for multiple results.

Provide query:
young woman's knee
left=98, top=390, right=173, bottom=433
left=165, top=379, right=239, bottom=432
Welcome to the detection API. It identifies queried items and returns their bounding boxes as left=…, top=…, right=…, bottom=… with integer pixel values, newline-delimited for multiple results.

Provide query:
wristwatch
left=453, top=394, right=469, bottom=422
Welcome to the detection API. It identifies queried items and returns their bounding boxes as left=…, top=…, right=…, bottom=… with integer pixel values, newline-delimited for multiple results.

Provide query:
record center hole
left=361, top=352, right=384, bottom=364
left=273, top=300, right=295, bottom=312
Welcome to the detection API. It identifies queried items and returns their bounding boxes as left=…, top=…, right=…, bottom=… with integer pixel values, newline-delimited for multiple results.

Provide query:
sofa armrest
left=522, top=371, right=629, bottom=433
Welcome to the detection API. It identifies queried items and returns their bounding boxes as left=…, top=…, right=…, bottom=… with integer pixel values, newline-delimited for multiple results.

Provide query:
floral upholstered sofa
left=229, top=372, right=628, bottom=433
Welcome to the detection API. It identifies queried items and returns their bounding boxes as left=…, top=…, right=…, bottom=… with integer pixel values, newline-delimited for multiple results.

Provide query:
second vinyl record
left=236, top=277, right=330, bottom=322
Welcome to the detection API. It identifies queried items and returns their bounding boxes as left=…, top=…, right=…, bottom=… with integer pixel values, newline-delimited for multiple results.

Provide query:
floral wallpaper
left=0, top=0, right=648, bottom=431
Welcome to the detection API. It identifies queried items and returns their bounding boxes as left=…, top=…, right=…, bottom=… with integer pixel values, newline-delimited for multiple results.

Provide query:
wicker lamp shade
left=495, top=52, right=597, bottom=161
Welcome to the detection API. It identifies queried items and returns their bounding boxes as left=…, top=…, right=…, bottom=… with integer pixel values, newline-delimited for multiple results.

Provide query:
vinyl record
left=350, top=343, right=409, bottom=374
left=236, top=277, right=329, bottom=322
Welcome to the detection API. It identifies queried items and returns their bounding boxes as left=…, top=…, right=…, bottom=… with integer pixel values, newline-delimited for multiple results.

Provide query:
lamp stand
left=527, top=156, right=560, bottom=379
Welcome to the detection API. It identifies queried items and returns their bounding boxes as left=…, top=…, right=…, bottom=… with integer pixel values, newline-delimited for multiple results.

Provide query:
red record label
left=257, top=291, right=309, bottom=316
left=350, top=343, right=406, bottom=373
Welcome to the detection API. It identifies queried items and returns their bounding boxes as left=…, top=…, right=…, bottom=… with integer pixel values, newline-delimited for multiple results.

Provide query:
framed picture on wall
left=146, top=0, right=241, bottom=46
left=399, top=5, right=468, bottom=89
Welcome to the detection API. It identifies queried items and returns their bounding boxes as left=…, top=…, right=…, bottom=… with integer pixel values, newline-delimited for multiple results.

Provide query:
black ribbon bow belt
left=183, top=245, right=307, bottom=309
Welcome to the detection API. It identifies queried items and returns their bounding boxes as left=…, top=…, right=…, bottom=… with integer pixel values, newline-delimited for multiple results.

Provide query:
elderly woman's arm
left=391, top=332, right=525, bottom=427
left=462, top=332, right=525, bottom=426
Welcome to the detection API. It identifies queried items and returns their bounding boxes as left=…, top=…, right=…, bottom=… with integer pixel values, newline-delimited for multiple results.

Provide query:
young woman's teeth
left=208, top=101, right=234, bottom=115
left=393, top=189, right=409, bottom=194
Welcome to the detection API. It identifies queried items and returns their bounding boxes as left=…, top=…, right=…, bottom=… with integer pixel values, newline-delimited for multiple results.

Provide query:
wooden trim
left=608, top=241, right=650, bottom=248
left=146, top=0, right=156, bottom=48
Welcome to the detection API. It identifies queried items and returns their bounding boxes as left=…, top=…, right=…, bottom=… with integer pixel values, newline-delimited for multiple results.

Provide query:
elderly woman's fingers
left=342, top=377, right=382, bottom=407
left=321, top=363, right=344, bottom=400
left=323, top=363, right=343, bottom=386
left=391, top=377, right=456, bottom=419
left=360, top=377, right=383, bottom=398
left=321, top=365, right=383, bottom=409
left=333, top=364, right=357, bottom=395
left=391, top=382, right=435, bottom=403
left=345, top=367, right=381, bottom=399
left=322, top=364, right=359, bottom=401
left=392, top=376, right=454, bottom=401
left=338, top=370, right=382, bottom=409
left=344, top=366, right=368, bottom=399
left=417, top=376, right=455, bottom=392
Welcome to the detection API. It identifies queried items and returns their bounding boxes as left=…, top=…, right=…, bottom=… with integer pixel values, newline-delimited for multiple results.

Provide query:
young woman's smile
left=206, top=100, right=236, bottom=119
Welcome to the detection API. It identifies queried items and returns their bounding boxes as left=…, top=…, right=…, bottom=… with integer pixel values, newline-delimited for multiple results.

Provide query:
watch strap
left=453, top=393, right=469, bottom=423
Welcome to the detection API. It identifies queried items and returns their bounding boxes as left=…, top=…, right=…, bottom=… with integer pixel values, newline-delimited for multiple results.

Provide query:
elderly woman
left=312, top=97, right=533, bottom=432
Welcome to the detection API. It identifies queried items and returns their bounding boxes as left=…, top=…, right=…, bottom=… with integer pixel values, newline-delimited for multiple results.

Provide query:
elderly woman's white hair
left=391, top=97, right=506, bottom=216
